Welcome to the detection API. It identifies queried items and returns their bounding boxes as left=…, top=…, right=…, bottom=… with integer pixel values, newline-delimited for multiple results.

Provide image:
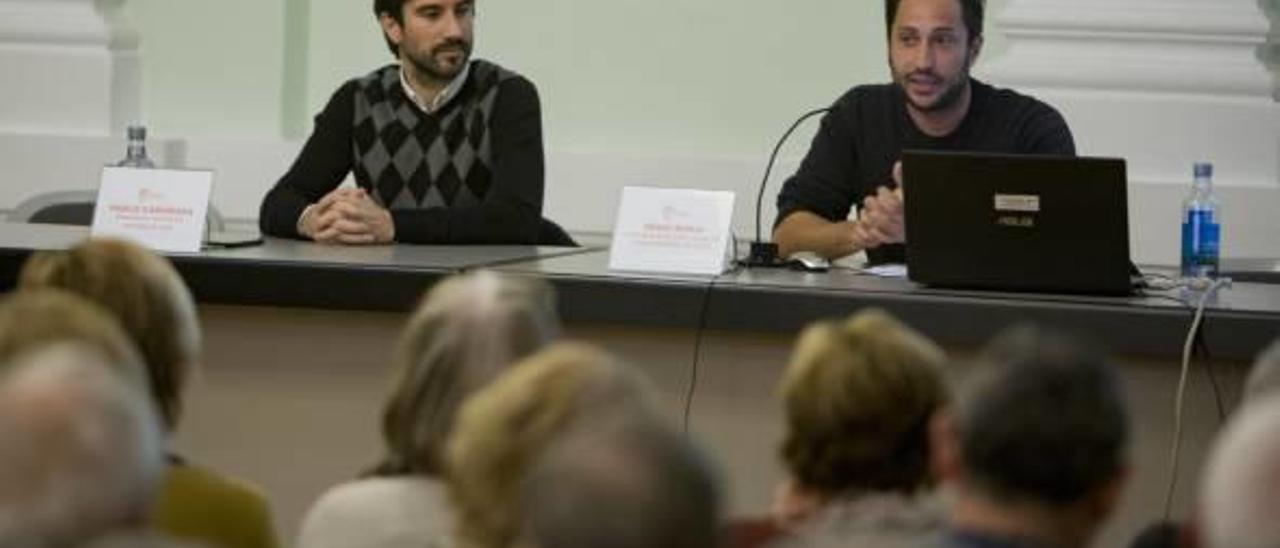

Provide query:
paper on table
left=864, top=263, right=908, bottom=278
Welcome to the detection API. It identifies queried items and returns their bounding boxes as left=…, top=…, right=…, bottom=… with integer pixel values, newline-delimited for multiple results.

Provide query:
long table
left=1, top=223, right=1277, bottom=548
left=493, top=247, right=1279, bottom=361
left=4, top=224, right=1274, bottom=360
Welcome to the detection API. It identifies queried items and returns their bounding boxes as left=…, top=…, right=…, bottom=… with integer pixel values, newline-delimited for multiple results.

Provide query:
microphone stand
left=743, top=107, right=832, bottom=267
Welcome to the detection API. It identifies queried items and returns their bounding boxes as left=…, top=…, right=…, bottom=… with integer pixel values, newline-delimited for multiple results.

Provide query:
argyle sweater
left=260, top=60, right=544, bottom=244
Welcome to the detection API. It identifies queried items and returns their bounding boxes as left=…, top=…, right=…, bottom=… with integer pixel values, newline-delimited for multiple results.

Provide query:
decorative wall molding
left=1263, top=0, right=1280, bottom=100
left=974, top=0, right=1279, bottom=260
left=982, top=0, right=1271, bottom=97
left=0, top=0, right=137, bottom=47
left=977, top=0, right=1278, bottom=207
left=0, top=0, right=140, bottom=135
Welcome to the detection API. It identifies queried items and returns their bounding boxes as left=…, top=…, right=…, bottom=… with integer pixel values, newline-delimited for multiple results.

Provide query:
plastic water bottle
left=116, top=125, right=156, bottom=168
left=1180, top=162, right=1220, bottom=279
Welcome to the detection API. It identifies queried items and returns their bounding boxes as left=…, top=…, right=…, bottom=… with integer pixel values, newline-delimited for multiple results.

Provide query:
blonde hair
left=18, top=238, right=200, bottom=430
left=373, top=271, right=559, bottom=476
left=0, top=289, right=146, bottom=390
left=780, top=309, right=948, bottom=495
left=446, top=342, right=657, bottom=548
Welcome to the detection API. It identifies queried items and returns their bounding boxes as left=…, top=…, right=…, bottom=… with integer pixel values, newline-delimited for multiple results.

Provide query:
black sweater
left=776, top=79, right=1075, bottom=264
left=260, top=60, right=545, bottom=244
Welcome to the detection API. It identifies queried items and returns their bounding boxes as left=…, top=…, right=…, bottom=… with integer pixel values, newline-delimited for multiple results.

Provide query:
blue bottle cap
left=1194, top=162, right=1213, bottom=179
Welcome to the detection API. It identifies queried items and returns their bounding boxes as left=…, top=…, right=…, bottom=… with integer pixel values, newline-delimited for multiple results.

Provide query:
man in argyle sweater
left=260, top=0, right=544, bottom=245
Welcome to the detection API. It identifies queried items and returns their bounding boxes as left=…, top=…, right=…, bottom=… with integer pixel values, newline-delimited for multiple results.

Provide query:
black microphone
left=744, top=107, right=832, bottom=267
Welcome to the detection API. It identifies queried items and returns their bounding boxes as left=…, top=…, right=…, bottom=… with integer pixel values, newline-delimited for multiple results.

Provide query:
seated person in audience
left=1244, top=338, right=1280, bottom=402
left=756, top=309, right=948, bottom=548
left=260, top=0, right=550, bottom=246
left=1199, top=392, right=1280, bottom=548
left=1128, top=338, right=1280, bottom=548
left=20, top=238, right=280, bottom=548
left=932, top=326, right=1130, bottom=548
left=772, top=0, right=1075, bottom=263
left=0, top=289, right=145, bottom=386
left=516, top=418, right=723, bottom=548
left=0, top=343, right=166, bottom=547
left=447, top=342, right=662, bottom=548
left=295, top=271, right=559, bottom=548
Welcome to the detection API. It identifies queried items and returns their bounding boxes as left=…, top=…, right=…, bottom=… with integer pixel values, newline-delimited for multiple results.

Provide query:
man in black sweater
left=260, top=0, right=545, bottom=245
left=774, top=0, right=1076, bottom=265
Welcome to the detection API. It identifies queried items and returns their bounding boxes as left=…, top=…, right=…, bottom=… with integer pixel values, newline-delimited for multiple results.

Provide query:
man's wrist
left=843, top=220, right=873, bottom=255
left=297, top=204, right=317, bottom=238
left=379, top=209, right=396, bottom=243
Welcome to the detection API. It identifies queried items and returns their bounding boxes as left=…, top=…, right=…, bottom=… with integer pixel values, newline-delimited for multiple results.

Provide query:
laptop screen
left=901, top=150, right=1132, bottom=296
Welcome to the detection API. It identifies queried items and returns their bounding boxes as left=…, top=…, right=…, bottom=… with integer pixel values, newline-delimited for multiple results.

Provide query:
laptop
left=902, top=150, right=1133, bottom=296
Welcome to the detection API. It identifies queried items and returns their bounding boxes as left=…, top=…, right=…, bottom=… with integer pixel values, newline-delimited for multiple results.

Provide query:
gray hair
left=373, top=270, right=560, bottom=476
left=1244, top=339, right=1280, bottom=403
left=517, top=419, right=722, bottom=548
left=1201, top=393, right=1280, bottom=548
left=0, top=343, right=165, bottom=548
left=953, top=325, right=1129, bottom=505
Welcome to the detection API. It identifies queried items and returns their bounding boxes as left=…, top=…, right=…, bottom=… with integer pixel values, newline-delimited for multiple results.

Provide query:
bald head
left=1201, top=393, right=1280, bottom=548
left=0, top=343, right=164, bottom=547
left=1244, top=339, right=1280, bottom=403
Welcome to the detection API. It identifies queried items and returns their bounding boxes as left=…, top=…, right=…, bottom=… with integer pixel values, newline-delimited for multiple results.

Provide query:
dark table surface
left=2, top=223, right=1277, bottom=360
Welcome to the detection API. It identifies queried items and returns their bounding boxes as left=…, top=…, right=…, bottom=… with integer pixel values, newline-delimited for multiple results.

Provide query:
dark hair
left=955, top=325, right=1129, bottom=505
left=373, top=0, right=408, bottom=57
left=521, top=420, right=722, bottom=548
left=885, top=0, right=985, bottom=42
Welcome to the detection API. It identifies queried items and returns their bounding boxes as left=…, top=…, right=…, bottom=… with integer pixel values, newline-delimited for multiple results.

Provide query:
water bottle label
left=1181, top=209, right=1220, bottom=277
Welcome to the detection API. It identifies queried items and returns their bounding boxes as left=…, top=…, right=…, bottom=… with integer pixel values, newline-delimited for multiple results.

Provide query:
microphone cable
left=1162, top=276, right=1231, bottom=520
left=744, top=107, right=832, bottom=267
left=683, top=277, right=717, bottom=435
left=682, top=260, right=742, bottom=435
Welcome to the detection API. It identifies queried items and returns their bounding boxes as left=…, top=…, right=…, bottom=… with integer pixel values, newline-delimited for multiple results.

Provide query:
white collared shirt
left=400, top=61, right=471, bottom=114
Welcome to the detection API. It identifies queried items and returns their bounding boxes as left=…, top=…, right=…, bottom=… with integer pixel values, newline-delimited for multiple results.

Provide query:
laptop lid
left=902, top=150, right=1132, bottom=295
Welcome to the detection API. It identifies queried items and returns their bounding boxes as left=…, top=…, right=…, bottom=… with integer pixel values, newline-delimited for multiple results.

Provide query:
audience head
left=374, top=271, right=559, bottom=476
left=517, top=419, right=722, bottom=548
left=1200, top=393, right=1280, bottom=548
left=781, top=309, right=948, bottom=498
left=937, top=325, right=1130, bottom=547
left=0, top=343, right=165, bottom=547
left=20, top=238, right=200, bottom=430
left=0, top=289, right=146, bottom=389
left=1244, top=338, right=1280, bottom=403
left=447, top=342, right=658, bottom=548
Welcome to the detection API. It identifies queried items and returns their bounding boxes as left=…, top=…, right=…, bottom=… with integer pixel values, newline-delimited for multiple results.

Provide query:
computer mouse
left=788, top=251, right=831, bottom=272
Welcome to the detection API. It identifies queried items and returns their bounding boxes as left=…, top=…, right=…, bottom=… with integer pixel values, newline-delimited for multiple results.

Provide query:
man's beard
left=905, top=71, right=968, bottom=113
left=407, top=39, right=472, bottom=82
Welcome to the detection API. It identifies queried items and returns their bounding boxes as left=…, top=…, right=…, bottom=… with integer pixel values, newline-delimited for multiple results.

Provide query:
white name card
left=91, top=167, right=213, bottom=253
left=608, top=186, right=736, bottom=276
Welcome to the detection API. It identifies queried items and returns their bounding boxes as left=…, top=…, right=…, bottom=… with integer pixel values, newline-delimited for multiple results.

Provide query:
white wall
left=122, top=0, right=288, bottom=139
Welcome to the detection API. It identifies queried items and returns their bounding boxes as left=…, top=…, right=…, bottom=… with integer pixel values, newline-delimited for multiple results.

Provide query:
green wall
left=127, top=0, right=1009, bottom=153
